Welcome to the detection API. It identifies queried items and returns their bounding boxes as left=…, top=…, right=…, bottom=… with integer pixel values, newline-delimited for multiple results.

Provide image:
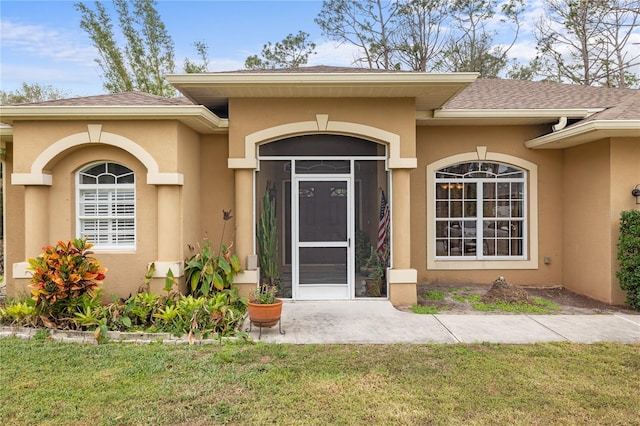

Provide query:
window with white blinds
left=77, top=162, right=135, bottom=250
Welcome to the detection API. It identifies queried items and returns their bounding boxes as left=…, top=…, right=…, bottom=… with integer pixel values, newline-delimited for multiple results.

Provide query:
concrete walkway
left=247, top=300, right=640, bottom=344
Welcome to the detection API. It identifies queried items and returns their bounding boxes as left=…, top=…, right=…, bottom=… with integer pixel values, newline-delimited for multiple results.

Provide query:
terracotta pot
left=247, top=299, right=283, bottom=328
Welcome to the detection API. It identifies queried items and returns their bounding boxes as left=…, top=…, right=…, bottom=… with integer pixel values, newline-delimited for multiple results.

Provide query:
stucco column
left=234, top=168, right=253, bottom=266
left=157, top=185, right=182, bottom=261
left=388, top=168, right=417, bottom=305
left=24, top=185, right=50, bottom=258
left=392, top=169, right=411, bottom=268
left=233, top=168, right=259, bottom=293
left=12, top=185, right=50, bottom=284
left=151, top=185, right=184, bottom=287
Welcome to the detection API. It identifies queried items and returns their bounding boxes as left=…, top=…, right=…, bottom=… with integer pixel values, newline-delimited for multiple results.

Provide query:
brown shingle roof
left=579, top=91, right=640, bottom=121
left=15, top=91, right=194, bottom=107
left=444, top=78, right=637, bottom=110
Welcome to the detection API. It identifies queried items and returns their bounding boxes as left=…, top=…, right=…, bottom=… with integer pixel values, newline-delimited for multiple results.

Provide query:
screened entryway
left=256, top=135, right=390, bottom=300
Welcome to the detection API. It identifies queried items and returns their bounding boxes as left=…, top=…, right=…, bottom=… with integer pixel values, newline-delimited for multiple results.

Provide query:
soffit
left=165, top=72, right=478, bottom=112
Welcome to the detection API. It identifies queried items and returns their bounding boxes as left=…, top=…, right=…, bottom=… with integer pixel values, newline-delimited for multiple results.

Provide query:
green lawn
left=1, top=338, right=639, bottom=425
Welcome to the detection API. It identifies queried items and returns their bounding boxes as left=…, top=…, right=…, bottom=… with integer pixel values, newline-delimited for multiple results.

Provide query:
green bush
left=1, top=239, right=248, bottom=339
left=617, top=210, right=640, bottom=310
left=184, top=240, right=242, bottom=297
left=28, top=238, right=107, bottom=326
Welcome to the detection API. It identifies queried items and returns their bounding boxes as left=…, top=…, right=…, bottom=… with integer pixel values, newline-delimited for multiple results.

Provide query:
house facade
left=1, top=67, right=639, bottom=306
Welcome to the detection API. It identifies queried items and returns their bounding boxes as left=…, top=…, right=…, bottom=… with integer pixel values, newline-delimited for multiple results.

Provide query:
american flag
left=377, top=190, right=390, bottom=258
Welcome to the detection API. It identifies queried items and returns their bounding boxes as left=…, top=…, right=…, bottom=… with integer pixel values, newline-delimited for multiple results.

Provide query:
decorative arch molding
left=426, top=146, right=539, bottom=270
left=228, top=114, right=417, bottom=169
left=11, top=124, right=183, bottom=186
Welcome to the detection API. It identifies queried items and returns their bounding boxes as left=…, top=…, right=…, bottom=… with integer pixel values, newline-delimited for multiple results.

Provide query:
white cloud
left=308, top=40, right=362, bottom=67
left=0, top=19, right=96, bottom=64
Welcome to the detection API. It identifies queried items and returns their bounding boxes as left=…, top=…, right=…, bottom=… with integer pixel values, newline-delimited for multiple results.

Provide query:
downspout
left=552, top=116, right=568, bottom=132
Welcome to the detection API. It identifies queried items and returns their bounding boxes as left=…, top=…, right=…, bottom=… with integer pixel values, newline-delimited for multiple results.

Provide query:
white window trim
left=427, top=151, right=538, bottom=270
left=76, top=162, right=136, bottom=251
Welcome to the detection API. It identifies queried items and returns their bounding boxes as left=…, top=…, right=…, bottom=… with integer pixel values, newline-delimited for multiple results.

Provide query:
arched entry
left=256, top=135, right=389, bottom=300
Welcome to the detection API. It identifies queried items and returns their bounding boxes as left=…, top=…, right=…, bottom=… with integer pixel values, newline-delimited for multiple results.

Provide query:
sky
left=1, top=0, right=637, bottom=98
left=1, top=0, right=363, bottom=96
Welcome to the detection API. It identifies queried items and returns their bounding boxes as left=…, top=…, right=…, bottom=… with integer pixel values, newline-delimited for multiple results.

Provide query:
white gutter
left=431, top=108, right=603, bottom=120
left=166, top=72, right=479, bottom=86
left=525, top=120, right=640, bottom=149
left=552, top=116, right=567, bottom=132
left=0, top=105, right=227, bottom=133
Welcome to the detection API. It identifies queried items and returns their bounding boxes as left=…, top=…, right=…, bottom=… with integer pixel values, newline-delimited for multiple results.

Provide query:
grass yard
left=1, top=338, right=639, bottom=425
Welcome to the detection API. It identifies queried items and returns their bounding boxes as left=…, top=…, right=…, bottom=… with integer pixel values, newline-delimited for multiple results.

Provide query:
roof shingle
left=443, top=78, right=637, bottom=110
left=13, top=91, right=194, bottom=107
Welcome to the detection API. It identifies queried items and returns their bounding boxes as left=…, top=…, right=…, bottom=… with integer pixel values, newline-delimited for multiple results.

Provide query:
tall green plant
left=257, top=182, right=279, bottom=287
left=184, top=210, right=241, bottom=298
left=617, top=210, right=640, bottom=310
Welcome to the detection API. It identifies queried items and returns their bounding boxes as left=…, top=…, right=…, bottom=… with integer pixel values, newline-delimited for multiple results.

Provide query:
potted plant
left=248, top=183, right=285, bottom=337
left=365, top=255, right=384, bottom=297
left=247, top=284, right=282, bottom=328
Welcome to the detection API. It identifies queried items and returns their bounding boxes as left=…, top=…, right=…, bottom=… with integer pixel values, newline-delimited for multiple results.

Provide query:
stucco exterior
left=1, top=71, right=638, bottom=306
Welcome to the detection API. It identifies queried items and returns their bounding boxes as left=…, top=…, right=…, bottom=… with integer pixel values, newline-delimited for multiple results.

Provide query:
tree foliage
left=184, top=41, right=210, bottom=73
left=536, top=0, right=640, bottom=87
left=245, top=31, right=317, bottom=69
left=0, top=83, right=71, bottom=105
left=438, top=0, right=524, bottom=78
left=316, top=0, right=399, bottom=69
left=394, top=0, right=449, bottom=71
left=75, top=0, right=176, bottom=96
left=316, top=0, right=522, bottom=77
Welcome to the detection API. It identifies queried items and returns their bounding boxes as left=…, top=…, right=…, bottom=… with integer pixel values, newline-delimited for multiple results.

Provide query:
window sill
left=428, top=258, right=538, bottom=270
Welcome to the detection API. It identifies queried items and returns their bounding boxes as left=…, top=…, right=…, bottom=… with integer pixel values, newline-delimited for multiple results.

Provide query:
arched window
left=435, top=161, right=526, bottom=259
left=77, top=162, right=135, bottom=250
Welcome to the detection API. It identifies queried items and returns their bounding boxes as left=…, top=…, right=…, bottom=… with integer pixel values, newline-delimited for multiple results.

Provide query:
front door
left=293, top=177, right=352, bottom=300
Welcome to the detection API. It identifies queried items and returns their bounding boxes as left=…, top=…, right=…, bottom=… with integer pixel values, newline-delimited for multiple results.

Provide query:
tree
left=184, top=41, right=210, bottom=73
left=75, top=0, right=176, bottom=96
left=315, top=0, right=400, bottom=69
left=536, top=0, right=640, bottom=87
left=245, top=31, right=317, bottom=69
left=0, top=83, right=71, bottom=105
left=394, top=0, right=449, bottom=71
left=437, top=0, right=524, bottom=78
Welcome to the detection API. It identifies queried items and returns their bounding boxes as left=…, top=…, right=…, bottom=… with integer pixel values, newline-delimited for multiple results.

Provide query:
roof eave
left=417, top=108, right=604, bottom=126
left=166, top=72, right=479, bottom=86
left=432, top=108, right=602, bottom=119
left=0, top=125, right=12, bottom=144
left=0, top=105, right=227, bottom=134
left=165, top=72, right=479, bottom=111
left=525, top=120, right=640, bottom=149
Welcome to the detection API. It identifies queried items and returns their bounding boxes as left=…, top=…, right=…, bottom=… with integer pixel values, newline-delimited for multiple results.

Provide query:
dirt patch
left=410, top=282, right=639, bottom=315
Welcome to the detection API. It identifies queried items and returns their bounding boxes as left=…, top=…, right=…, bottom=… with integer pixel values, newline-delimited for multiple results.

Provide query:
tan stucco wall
left=4, top=144, right=27, bottom=297
left=610, top=137, right=640, bottom=304
left=414, top=125, right=564, bottom=287
left=563, top=137, right=640, bottom=304
left=563, top=139, right=612, bottom=302
left=229, top=98, right=416, bottom=159
left=193, top=134, right=236, bottom=262
left=6, top=120, right=203, bottom=299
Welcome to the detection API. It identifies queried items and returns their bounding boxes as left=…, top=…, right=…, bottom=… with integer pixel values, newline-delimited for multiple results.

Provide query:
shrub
left=28, top=238, right=107, bottom=322
left=184, top=240, right=241, bottom=297
left=617, top=210, right=640, bottom=310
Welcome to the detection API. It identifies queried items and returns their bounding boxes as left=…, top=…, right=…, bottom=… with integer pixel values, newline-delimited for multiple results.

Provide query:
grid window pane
left=77, top=162, right=135, bottom=249
left=435, top=161, right=526, bottom=260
